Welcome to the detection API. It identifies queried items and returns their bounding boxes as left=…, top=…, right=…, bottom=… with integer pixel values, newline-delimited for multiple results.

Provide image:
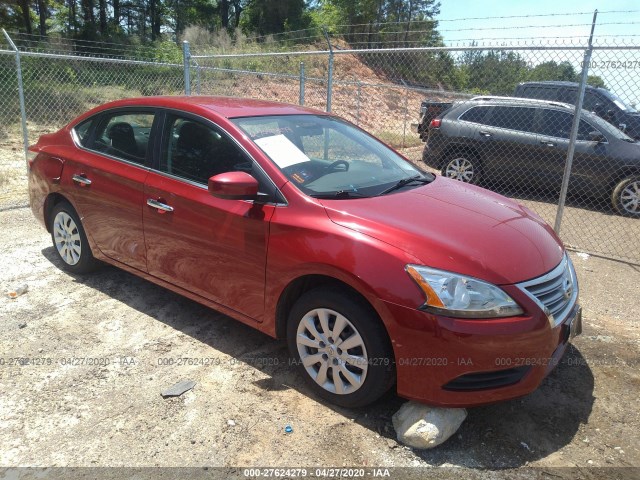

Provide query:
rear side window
left=73, top=119, right=93, bottom=147
left=486, top=106, right=536, bottom=133
left=521, top=86, right=557, bottom=101
left=91, top=112, right=155, bottom=165
left=459, top=106, right=490, bottom=125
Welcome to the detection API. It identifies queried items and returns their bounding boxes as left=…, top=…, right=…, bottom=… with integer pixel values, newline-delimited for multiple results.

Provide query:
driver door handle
left=478, top=131, right=492, bottom=138
left=147, top=198, right=174, bottom=213
left=540, top=140, right=556, bottom=147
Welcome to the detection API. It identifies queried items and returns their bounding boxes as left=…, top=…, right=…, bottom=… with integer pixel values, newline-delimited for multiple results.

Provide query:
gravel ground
left=1, top=204, right=639, bottom=479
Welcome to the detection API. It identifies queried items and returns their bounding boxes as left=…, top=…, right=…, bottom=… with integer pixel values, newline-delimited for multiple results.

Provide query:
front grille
left=443, top=367, right=530, bottom=391
left=518, top=254, right=578, bottom=328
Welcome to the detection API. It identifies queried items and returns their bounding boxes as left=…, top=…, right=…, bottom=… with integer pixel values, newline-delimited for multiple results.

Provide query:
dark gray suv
left=422, top=96, right=640, bottom=217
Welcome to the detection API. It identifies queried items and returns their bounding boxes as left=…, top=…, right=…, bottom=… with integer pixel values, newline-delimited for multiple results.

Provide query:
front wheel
left=611, top=176, right=640, bottom=217
left=287, top=288, right=395, bottom=408
left=441, top=154, right=481, bottom=184
left=50, top=201, right=99, bottom=273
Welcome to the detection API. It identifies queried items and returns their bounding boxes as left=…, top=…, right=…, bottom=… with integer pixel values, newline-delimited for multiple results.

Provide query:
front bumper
left=382, top=295, right=581, bottom=408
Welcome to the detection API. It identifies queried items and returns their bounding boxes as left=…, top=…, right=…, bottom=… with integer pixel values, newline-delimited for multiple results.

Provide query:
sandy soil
left=0, top=202, right=639, bottom=478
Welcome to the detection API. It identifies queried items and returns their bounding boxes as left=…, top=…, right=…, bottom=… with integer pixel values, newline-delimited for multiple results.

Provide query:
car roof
left=460, top=96, right=574, bottom=110
left=517, top=80, right=601, bottom=91
left=89, top=95, right=327, bottom=119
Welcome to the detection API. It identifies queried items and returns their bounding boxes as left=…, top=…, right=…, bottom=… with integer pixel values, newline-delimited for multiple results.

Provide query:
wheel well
left=275, top=275, right=376, bottom=340
left=611, top=167, right=640, bottom=189
left=441, top=145, right=481, bottom=169
left=43, top=193, right=71, bottom=232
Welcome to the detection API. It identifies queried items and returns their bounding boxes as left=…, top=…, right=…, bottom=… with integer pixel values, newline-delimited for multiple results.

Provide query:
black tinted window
left=521, top=86, right=556, bottom=101
left=486, top=106, right=536, bottom=133
left=161, top=116, right=252, bottom=184
left=538, top=109, right=600, bottom=140
left=73, top=119, right=93, bottom=147
left=92, top=112, right=154, bottom=164
left=459, top=106, right=489, bottom=125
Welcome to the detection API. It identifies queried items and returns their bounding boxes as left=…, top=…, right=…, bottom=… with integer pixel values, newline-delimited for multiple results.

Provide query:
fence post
left=553, top=10, right=598, bottom=234
left=3, top=29, right=29, bottom=165
left=299, top=62, right=305, bottom=106
left=402, top=81, right=409, bottom=148
left=196, top=64, right=201, bottom=95
left=322, top=28, right=334, bottom=112
left=182, top=40, right=191, bottom=95
left=356, top=81, right=361, bottom=125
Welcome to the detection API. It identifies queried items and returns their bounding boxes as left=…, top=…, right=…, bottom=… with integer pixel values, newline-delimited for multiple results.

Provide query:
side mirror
left=208, top=171, right=259, bottom=200
left=588, top=131, right=606, bottom=143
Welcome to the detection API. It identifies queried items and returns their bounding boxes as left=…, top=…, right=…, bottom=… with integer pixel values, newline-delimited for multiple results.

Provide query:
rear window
left=486, top=106, right=536, bottom=133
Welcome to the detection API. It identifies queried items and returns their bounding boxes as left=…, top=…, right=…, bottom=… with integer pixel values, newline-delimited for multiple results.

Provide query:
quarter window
left=73, top=119, right=93, bottom=147
left=459, top=106, right=490, bottom=125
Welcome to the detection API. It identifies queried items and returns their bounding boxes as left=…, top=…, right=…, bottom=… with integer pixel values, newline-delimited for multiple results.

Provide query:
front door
left=143, top=112, right=277, bottom=321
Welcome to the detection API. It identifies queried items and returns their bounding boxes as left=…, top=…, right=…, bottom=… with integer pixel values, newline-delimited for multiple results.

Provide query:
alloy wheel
left=445, top=157, right=475, bottom=182
left=295, top=308, right=368, bottom=395
left=53, top=211, right=82, bottom=265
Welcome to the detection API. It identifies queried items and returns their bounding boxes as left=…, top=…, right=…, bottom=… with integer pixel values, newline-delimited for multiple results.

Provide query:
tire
left=441, top=153, right=481, bottom=185
left=50, top=201, right=99, bottom=274
left=611, top=176, right=640, bottom=217
left=287, top=287, right=395, bottom=408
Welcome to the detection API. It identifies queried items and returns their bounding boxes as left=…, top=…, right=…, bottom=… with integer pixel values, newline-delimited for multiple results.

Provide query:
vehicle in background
left=417, top=101, right=453, bottom=141
left=29, top=96, right=582, bottom=409
left=514, top=81, right=640, bottom=140
left=422, top=96, right=640, bottom=217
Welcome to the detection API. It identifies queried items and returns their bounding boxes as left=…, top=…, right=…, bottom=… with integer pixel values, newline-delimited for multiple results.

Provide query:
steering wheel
left=327, top=160, right=349, bottom=172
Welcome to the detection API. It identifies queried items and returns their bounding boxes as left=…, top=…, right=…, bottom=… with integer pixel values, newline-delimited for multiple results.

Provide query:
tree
left=240, top=0, right=310, bottom=36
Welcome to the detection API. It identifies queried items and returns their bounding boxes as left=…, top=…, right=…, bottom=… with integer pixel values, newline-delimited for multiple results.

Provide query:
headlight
left=405, top=264, right=523, bottom=318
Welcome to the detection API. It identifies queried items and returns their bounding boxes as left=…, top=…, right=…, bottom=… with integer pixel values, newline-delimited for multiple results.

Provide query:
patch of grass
left=376, top=130, right=422, bottom=149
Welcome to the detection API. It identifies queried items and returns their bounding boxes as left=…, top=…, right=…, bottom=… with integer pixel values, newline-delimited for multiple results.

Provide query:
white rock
left=392, top=401, right=467, bottom=449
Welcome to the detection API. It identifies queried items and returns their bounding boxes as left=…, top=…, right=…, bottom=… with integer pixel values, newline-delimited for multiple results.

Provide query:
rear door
left=63, top=109, right=157, bottom=271
left=475, top=105, right=539, bottom=188
left=143, top=111, right=280, bottom=321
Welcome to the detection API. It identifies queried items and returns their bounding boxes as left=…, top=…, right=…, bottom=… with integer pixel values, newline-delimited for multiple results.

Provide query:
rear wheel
left=441, top=153, right=481, bottom=184
left=611, top=176, right=640, bottom=217
left=287, top=288, right=395, bottom=408
left=50, top=201, right=99, bottom=273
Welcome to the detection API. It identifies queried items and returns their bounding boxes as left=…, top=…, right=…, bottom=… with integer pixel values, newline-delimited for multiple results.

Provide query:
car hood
left=321, top=177, right=564, bottom=285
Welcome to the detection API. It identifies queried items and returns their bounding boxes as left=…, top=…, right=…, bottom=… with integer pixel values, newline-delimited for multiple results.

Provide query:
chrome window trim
left=517, top=253, right=579, bottom=328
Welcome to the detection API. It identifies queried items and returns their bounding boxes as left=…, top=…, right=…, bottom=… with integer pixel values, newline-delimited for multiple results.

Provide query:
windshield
left=232, top=114, right=430, bottom=197
left=601, top=89, right=638, bottom=113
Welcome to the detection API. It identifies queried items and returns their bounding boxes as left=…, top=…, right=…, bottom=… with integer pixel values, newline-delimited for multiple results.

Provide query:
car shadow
left=42, top=247, right=595, bottom=468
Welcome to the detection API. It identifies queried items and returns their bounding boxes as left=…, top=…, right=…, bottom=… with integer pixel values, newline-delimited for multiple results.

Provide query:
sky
left=436, top=1, right=640, bottom=105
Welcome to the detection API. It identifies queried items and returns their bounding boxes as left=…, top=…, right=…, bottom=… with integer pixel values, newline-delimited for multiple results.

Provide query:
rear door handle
left=478, top=131, right=492, bottom=138
left=147, top=198, right=174, bottom=213
left=540, top=140, right=557, bottom=147
left=72, top=173, right=92, bottom=186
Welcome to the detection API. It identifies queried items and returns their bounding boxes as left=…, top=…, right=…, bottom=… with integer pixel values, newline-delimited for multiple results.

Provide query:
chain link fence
left=0, top=21, right=638, bottom=264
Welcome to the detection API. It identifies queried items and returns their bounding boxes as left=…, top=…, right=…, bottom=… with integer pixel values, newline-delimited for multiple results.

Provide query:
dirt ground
left=1, top=196, right=639, bottom=478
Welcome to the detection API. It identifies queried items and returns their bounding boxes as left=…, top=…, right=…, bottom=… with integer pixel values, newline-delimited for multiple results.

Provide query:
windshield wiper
left=310, top=190, right=370, bottom=199
left=377, top=174, right=433, bottom=196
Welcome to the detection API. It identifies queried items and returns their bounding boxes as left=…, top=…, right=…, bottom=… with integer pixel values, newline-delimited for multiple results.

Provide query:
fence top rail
left=0, top=49, right=184, bottom=67
left=192, top=43, right=640, bottom=60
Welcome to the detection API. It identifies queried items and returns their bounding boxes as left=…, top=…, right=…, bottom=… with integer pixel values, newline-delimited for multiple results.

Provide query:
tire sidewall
left=286, top=288, right=395, bottom=408
left=50, top=201, right=97, bottom=274
left=441, top=153, right=481, bottom=185
left=612, top=176, right=640, bottom=218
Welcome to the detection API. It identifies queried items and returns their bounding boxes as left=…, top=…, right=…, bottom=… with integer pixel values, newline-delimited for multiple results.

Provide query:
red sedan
left=28, top=96, right=581, bottom=408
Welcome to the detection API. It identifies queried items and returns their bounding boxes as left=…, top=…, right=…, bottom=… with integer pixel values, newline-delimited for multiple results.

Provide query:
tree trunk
left=113, top=0, right=120, bottom=27
left=220, top=0, right=229, bottom=28
left=98, top=0, right=107, bottom=33
left=36, top=0, right=47, bottom=36
left=232, top=3, right=243, bottom=28
left=19, top=0, right=33, bottom=34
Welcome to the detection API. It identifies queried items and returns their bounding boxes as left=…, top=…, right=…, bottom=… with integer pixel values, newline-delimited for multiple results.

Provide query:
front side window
left=92, top=112, right=154, bottom=165
left=538, top=109, right=602, bottom=141
left=232, top=115, right=427, bottom=198
left=160, top=115, right=252, bottom=184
